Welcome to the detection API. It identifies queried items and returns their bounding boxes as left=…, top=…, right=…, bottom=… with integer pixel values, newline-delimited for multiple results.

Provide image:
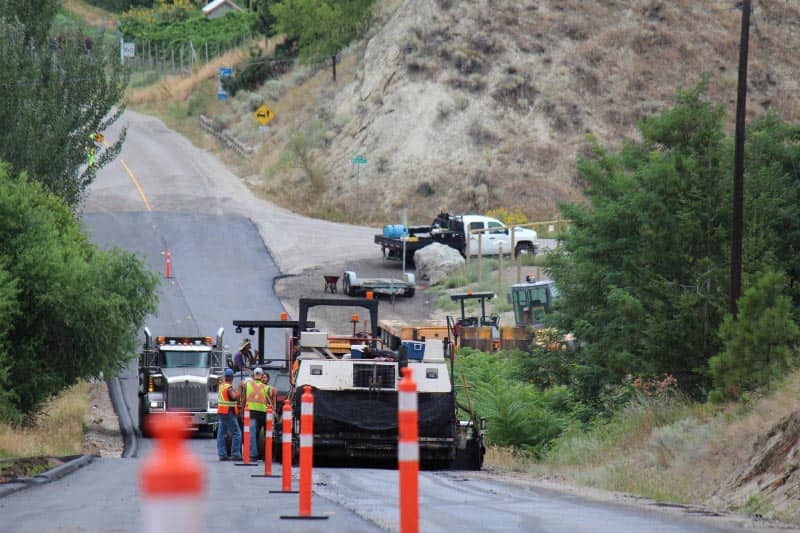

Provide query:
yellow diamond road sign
left=254, top=104, right=274, bottom=126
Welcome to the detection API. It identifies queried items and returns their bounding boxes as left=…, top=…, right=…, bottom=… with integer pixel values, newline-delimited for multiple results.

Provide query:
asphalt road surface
left=0, top=111, right=760, bottom=532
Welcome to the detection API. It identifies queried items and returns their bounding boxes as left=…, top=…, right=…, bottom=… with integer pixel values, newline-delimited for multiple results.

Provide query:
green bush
left=222, top=38, right=298, bottom=96
left=120, top=5, right=255, bottom=51
left=454, top=348, right=577, bottom=454
left=270, top=0, right=375, bottom=61
left=709, top=271, right=800, bottom=402
left=0, top=165, right=159, bottom=422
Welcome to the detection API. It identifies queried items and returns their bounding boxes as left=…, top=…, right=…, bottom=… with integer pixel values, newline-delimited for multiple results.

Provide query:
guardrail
left=199, top=114, right=254, bottom=158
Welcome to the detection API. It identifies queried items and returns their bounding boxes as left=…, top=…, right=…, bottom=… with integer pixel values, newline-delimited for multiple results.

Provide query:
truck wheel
left=405, top=288, right=415, bottom=297
left=514, top=242, right=536, bottom=257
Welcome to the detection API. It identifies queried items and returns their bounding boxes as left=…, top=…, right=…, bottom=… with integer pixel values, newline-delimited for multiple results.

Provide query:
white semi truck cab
left=137, top=327, right=227, bottom=436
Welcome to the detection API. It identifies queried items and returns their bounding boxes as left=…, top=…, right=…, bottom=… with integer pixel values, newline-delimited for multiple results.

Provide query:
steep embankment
left=232, top=0, right=800, bottom=224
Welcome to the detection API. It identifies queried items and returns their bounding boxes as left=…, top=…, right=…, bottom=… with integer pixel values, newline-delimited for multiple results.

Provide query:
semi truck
left=137, top=327, right=227, bottom=437
left=288, top=297, right=485, bottom=469
left=375, top=212, right=539, bottom=264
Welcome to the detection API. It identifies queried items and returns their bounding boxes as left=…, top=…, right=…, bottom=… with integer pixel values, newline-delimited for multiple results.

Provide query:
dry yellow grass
left=0, top=381, right=90, bottom=458
left=127, top=47, right=250, bottom=106
left=526, top=371, right=800, bottom=522
left=484, top=445, right=530, bottom=471
left=62, top=0, right=116, bottom=30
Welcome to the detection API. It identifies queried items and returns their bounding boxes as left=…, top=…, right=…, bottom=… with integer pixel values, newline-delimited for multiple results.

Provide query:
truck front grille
left=352, top=364, right=396, bottom=389
left=167, top=382, right=206, bottom=411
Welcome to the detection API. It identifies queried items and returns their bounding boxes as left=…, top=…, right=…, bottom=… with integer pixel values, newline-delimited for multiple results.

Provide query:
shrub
left=454, top=349, right=576, bottom=454
left=223, top=39, right=298, bottom=97
left=120, top=5, right=254, bottom=51
left=709, top=271, right=800, bottom=402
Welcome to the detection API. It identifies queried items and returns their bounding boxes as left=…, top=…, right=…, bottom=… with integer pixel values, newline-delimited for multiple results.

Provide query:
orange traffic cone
left=140, top=414, right=205, bottom=533
left=281, top=386, right=329, bottom=520
left=398, top=367, right=419, bottom=533
left=269, top=399, right=298, bottom=494
left=251, top=406, right=280, bottom=478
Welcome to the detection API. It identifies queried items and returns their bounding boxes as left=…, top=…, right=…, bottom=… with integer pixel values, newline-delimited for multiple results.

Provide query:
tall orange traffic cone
left=398, top=367, right=419, bottom=533
left=140, top=414, right=205, bottom=533
left=269, top=399, right=298, bottom=494
left=281, top=386, right=329, bottom=520
left=251, top=406, right=280, bottom=478
left=165, top=249, right=172, bottom=279
left=235, top=408, right=258, bottom=467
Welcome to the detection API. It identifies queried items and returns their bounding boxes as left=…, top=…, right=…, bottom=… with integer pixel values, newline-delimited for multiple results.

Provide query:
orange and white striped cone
left=251, top=406, right=279, bottom=478
left=165, top=249, right=172, bottom=279
left=235, top=408, right=257, bottom=466
left=281, top=386, right=329, bottom=520
left=398, top=367, right=419, bottom=533
left=270, top=399, right=298, bottom=494
left=140, top=414, right=205, bottom=533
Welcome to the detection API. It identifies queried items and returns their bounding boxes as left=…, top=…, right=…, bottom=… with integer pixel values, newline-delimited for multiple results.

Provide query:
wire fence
left=121, top=36, right=255, bottom=75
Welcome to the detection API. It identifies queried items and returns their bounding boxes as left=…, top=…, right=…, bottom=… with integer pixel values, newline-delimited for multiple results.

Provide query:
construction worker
left=216, top=368, right=242, bottom=461
left=260, top=370, right=278, bottom=411
left=232, top=338, right=253, bottom=372
left=245, top=368, right=269, bottom=461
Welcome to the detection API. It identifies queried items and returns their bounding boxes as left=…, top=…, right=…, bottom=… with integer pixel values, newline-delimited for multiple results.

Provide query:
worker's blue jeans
left=217, top=412, right=242, bottom=459
left=249, top=411, right=266, bottom=460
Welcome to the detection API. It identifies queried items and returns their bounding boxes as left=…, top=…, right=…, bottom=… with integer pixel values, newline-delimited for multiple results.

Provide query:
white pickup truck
left=460, top=214, right=539, bottom=256
left=375, top=213, right=539, bottom=263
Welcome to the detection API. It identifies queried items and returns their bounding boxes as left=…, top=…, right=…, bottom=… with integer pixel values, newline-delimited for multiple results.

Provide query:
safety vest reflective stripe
left=246, top=381, right=267, bottom=412
left=217, top=383, right=237, bottom=414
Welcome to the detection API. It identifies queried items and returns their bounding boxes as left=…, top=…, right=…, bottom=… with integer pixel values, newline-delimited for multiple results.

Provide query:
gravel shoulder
left=82, top=380, right=123, bottom=458
left=275, top=255, right=439, bottom=332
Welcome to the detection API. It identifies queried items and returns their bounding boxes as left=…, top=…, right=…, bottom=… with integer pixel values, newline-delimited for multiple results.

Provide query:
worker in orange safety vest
left=217, top=368, right=242, bottom=461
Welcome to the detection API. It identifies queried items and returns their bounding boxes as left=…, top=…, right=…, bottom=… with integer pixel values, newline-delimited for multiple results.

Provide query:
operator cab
left=510, top=279, right=559, bottom=328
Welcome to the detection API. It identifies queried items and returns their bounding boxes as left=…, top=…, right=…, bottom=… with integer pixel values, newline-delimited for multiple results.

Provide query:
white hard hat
left=254, top=367, right=264, bottom=376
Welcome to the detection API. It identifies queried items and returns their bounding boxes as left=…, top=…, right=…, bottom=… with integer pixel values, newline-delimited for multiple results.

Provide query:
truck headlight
left=149, top=400, right=164, bottom=409
left=208, top=398, right=218, bottom=409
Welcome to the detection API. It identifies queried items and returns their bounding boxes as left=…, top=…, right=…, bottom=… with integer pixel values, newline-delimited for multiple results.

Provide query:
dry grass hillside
left=204, top=0, right=800, bottom=225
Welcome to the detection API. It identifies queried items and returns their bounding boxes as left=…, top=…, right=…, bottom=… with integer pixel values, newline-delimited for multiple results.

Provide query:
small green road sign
left=351, top=155, right=367, bottom=165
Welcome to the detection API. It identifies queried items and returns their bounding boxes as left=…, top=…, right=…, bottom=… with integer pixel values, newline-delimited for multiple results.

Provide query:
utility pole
left=729, top=0, right=751, bottom=317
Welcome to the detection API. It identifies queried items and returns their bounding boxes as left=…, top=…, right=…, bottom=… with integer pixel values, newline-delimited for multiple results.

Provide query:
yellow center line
left=118, top=158, right=152, bottom=212
left=100, top=139, right=152, bottom=212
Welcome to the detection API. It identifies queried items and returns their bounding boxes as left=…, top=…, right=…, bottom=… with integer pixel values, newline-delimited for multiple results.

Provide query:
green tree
left=252, top=0, right=276, bottom=40
left=0, top=0, right=127, bottom=207
left=0, top=164, right=159, bottom=422
left=546, top=82, right=731, bottom=401
left=740, top=115, right=800, bottom=306
left=709, top=271, right=800, bottom=402
left=270, top=0, right=374, bottom=61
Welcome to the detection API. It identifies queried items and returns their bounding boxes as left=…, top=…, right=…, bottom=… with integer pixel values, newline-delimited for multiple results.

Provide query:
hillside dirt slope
left=716, top=410, right=800, bottom=522
left=233, top=0, right=800, bottom=225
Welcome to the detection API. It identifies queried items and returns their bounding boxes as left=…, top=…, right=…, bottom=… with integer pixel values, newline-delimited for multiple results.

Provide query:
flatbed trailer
left=342, top=270, right=416, bottom=297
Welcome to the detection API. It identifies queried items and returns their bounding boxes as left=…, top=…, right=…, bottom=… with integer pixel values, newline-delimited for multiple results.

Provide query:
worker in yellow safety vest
left=245, top=367, right=269, bottom=461
left=216, top=368, right=242, bottom=461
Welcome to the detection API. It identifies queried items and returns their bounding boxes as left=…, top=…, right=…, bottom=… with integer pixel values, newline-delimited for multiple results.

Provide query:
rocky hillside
left=230, top=0, right=800, bottom=225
